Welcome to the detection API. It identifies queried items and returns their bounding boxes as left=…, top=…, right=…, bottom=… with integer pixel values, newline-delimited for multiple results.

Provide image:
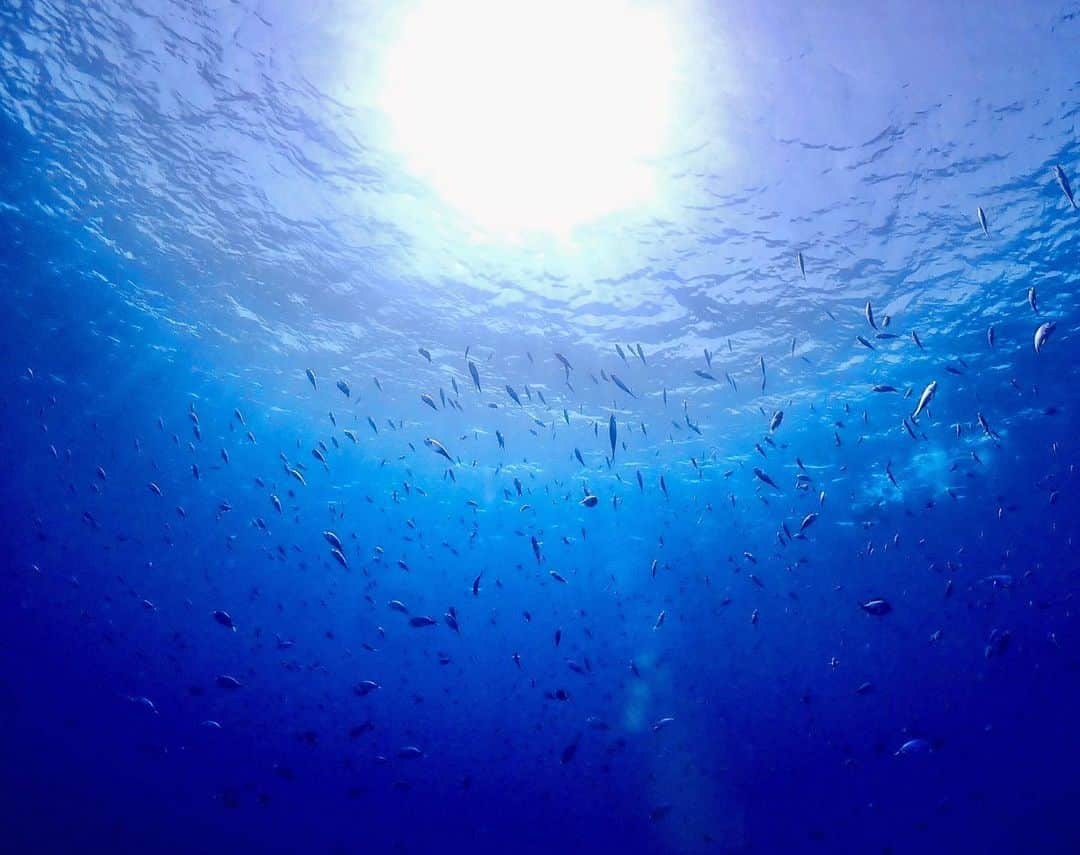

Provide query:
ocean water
left=2, top=2, right=1080, bottom=853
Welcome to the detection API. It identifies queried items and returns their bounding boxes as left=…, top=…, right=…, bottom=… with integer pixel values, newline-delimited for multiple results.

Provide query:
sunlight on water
left=377, top=0, right=676, bottom=238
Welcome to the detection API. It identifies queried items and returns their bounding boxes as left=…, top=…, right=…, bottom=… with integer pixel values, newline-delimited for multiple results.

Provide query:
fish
left=856, top=335, right=875, bottom=350
left=753, top=468, right=779, bottom=490
left=911, top=381, right=937, bottom=422
left=615, top=343, right=628, bottom=364
left=336, top=380, right=350, bottom=397
left=1034, top=321, right=1056, bottom=354
left=769, top=410, right=783, bottom=432
left=611, top=374, right=636, bottom=398
left=1028, top=287, right=1038, bottom=313
left=895, top=738, right=931, bottom=757
left=468, top=361, right=481, bottom=392
left=505, top=385, right=521, bottom=406
left=911, top=330, right=924, bottom=349
left=418, top=347, right=432, bottom=362
left=424, top=437, right=454, bottom=463
left=977, top=412, right=999, bottom=440
left=865, top=301, right=877, bottom=330
left=636, top=343, right=646, bottom=366
left=985, top=627, right=1011, bottom=658
left=799, top=512, right=818, bottom=532
left=554, top=352, right=572, bottom=375
left=859, top=598, right=892, bottom=616
left=987, top=326, right=995, bottom=349
left=580, top=495, right=599, bottom=508
left=212, top=610, right=236, bottom=631
left=1054, top=164, right=1076, bottom=209
left=409, top=616, right=437, bottom=628
left=653, top=610, right=666, bottom=630
left=609, top=415, right=617, bottom=459
left=305, top=368, right=317, bottom=391
left=797, top=250, right=805, bottom=280
left=977, top=206, right=989, bottom=236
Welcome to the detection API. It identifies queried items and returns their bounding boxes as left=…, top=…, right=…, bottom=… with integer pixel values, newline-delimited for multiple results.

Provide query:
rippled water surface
left=2, top=2, right=1080, bottom=853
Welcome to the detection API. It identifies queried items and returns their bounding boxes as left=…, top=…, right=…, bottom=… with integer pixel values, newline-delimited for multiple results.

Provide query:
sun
left=378, top=0, right=676, bottom=237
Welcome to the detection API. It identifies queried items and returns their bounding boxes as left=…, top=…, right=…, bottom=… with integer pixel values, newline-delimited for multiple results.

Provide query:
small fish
left=611, top=374, right=636, bottom=399
left=1028, top=287, right=1038, bottom=313
left=1034, top=321, right=1056, bottom=354
left=409, top=616, right=437, bottom=628
left=911, top=330, right=924, bottom=349
left=505, top=385, right=521, bottom=406
left=468, top=361, right=481, bottom=392
left=799, top=512, right=818, bottom=532
left=911, top=381, right=937, bottom=422
left=865, top=300, right=877, bottom=330
left=212, top=610, right=236, bottom=631
left=1054, top=164, right=1077, bottom=209
left=609, top=415, right=617, bottom=459
left=895, top=738, right=931, bottom=757
left=580, top=495, right=599, bottom=508
left=860, top=598, right=892, bottom=616
left=425, top=437, right=454, bottom=463
left=653, top=610, right=666, bottom=630
left=418, top=347, right=432, bottom=362
left=305, top=368, right=317, bottom=390
left=977, top=412, right=999, bottom=440
left=336, top=380, right=350, bottom=397
left=753, top=468, right=779, bottom=490
left=856, top=335, right=875, bottom=350
left=797, top=250, right=805, bottom=280
left=977, top=206, right=989, bottom=237
left=985, top=627, right=1011, bottom=658
left=987, top=326, right=995, bottom=349
left=769, top=410, right=783, bottom=432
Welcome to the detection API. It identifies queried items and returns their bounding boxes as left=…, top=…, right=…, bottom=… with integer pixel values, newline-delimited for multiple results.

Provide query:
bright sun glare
left=378, top=0, right=675, bottom=237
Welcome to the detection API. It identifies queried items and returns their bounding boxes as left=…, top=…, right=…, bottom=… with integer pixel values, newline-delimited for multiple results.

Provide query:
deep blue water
left=2, top=2, right=1080, bottom=853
